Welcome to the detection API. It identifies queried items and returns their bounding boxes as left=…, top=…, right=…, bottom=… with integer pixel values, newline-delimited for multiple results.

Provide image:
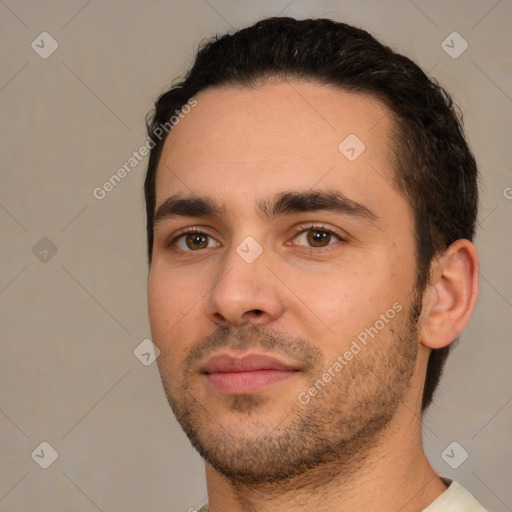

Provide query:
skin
left=147, top=81, right=479, bottom=512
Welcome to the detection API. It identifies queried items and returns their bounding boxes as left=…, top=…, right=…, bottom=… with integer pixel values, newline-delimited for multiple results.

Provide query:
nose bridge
left=207, top=236, right=284, bottom=326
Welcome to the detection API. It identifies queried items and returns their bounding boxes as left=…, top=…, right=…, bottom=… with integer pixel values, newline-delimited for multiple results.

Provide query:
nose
left=205, top=241, right=285, bottom=328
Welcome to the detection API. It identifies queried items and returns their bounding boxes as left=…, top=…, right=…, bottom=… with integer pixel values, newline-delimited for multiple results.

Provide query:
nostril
left=213, top=312, right=228, bottom=324
left=251, top=309, right=264, bottom=316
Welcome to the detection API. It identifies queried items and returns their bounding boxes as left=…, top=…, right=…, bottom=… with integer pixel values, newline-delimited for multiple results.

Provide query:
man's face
left=147, top=81, right=422, bottom=483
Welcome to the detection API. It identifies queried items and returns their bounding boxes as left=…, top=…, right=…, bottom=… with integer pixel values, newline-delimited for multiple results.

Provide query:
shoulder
left=423, top=480, right=489, bottom=512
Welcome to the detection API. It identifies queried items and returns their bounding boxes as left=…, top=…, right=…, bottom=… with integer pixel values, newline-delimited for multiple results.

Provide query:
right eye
left=172, top=230, right=221, bottom=251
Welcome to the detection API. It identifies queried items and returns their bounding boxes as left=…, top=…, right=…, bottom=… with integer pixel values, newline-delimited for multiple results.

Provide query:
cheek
left=276, top=268, right=364, bottom=346
left=147, top=265, right=201, bottom=346
left=282, top=256, right=409, bottom=346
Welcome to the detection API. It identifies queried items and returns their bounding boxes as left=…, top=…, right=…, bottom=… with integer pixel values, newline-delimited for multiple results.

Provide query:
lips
left=202, top=353, right=297, bottom=373
left=201, top=353, right=299, bottom=394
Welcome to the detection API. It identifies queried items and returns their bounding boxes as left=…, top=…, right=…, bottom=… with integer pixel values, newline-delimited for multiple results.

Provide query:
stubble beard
left=157, top=295, right=422, bottom=489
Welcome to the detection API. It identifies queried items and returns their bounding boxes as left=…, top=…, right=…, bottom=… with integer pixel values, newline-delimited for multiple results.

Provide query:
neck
left=204, top=404, right=447, bottom=512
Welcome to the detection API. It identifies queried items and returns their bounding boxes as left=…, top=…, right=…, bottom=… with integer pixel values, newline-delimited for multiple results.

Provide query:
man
left=144, top=17, right=485, bottom=511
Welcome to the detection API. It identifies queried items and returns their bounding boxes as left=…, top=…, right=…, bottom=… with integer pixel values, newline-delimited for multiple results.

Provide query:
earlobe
left=420, top=239, right=479, bottom=349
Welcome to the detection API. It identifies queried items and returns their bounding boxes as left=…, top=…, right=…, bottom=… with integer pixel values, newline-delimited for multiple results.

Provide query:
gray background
left=1, top=1, right=511, bottom=511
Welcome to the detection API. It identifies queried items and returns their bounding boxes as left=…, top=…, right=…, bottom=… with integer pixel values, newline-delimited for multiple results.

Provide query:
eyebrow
left=258, top=191, right=378, bottom=224
left=153, top=190, right=377, bottom=226
left=154, top=196, right=224, bottom=225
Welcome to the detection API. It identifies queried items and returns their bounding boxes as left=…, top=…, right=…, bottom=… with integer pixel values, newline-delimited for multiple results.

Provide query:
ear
left=420, top=239, right=479, bottom=349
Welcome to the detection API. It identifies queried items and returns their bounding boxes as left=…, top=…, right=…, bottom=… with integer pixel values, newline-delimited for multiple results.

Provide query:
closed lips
left=202, top=353, right=299, bottom=373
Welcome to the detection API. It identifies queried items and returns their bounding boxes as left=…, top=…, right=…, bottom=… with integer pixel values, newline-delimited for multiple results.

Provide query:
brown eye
left=306, top=229, right=332, bottom=247
left=185, top=233, right=209, bottom=250
left=292, top=227, right=342, bottom=249
left=173, top=231, right=220, bottom=251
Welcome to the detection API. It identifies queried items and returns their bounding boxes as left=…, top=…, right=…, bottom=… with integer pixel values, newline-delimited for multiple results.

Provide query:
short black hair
left=144, top=17, right=479, bottom=412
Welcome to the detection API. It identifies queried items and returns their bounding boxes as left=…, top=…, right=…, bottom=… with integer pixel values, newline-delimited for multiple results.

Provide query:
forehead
left=155, top=81, right=400, bottom=215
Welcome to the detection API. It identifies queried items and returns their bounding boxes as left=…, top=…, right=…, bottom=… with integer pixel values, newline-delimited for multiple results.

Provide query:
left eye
left=294, top=228, right=341, bottom=248
left=175, top=232, right=220, bottom=251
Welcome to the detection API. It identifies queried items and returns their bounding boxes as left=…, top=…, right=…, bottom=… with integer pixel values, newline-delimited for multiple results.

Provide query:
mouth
left=201, top=353, right=300, bottom=394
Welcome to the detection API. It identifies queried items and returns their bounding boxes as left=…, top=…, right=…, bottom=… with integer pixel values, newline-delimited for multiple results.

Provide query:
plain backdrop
left=0, top=1, right=511, bottom=511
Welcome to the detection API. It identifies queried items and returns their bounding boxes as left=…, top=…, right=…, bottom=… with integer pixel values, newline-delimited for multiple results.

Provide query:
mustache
left=182, top=324, right=323, bottom=375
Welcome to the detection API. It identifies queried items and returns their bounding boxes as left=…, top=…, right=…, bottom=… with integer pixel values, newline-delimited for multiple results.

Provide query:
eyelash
left=167, top=226, right=218, bottom=251
left=167, top=224, right=346, bottom=252
left=290, top=223, right=345, bottom=250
